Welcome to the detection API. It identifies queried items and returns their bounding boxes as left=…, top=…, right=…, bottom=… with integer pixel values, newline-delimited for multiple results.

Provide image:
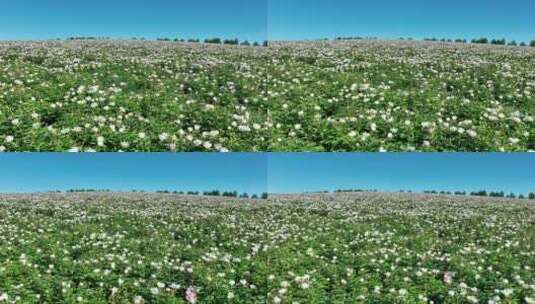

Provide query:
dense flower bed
left=0, top=192, right=533, bottom=303
left=1, top=40, right=534, bottom=151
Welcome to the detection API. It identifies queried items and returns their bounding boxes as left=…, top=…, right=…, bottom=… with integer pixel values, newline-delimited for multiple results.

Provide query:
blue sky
left=0, top=153, right=533, bottom=196
left=0, top=153, right=267, bottom=195
left=1, top=1, right=533, bottom=42
left=269, top=0, right=535, bottom=42
left=0, top=0, right=267, bottom=41
left=268, top=153, right=535, bottom=195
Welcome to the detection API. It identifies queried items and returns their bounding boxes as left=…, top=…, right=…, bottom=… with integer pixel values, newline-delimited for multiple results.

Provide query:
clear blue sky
left=0, top=153, right=533, bottom=195
left=0, top=153, right=267, bottom=195
left=0, top=0, right=267, bottom=41
left=2, top=1, right=534, bottom=42
left=269, top=0, right=535, bottom=42
left=268, top=154, right=535, bottom=195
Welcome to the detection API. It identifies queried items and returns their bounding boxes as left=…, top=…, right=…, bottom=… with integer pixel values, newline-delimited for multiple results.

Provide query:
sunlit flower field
left=0, top=40, right=269, bottom=152
left=1, top=40, right=534, bottom=151
left=1, top=192, right=533, bottom=303
left=267, top=40, right=535, bottom=151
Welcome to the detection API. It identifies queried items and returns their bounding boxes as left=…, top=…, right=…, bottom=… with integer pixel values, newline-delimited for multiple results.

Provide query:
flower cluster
left=266, top=40, right=535, bottom=151
left=1, top=40, right=534, bottom=151
left=0, top=191, right=533, bottom=302
left=0, top=40, right=269, bottom=152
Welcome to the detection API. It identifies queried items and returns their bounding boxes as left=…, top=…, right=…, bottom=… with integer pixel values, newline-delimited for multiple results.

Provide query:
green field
left=1, top=40, right=534, bottom=151
left=1, top=192, right=533, bottom=303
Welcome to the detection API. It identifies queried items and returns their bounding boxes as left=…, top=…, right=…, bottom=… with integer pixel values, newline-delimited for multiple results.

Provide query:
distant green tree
left=223, top=38, right=239, bottom=45
left=471, top=38, right=489, bottom=44
left=471, top=190, right=488, bottom=197
left=204, top=38, right=222, bottom=44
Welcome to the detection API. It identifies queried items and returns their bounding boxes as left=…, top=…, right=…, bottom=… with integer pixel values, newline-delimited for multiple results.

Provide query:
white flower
left=158, top=133, right=169, bottom=141
left=4, top=136, right=14, bottom=143
left=443, top=271, right=455, bottom=284
left=508, top=137, right=520, bottom=144
left=238, top=125, right=251, bottom=132
left=467, top=295, right=479, bottom=303
left=467, top=130, right=477, bottom=138
left=525, top=297, right=535, bottom=304
left=97, top=136, right=105, bottom=147
left=150, top=287, right=159, bottom=295
left=501, top=288, right=513, bottom=297
left=11, top=119, right=20, bottom=125
left=227, top=292, right=235, bottom=299
left=0, top=293, right=7, bottom=301
left=203, top=141, right=212, bottom=149
left=138, top=132, right=146, bottom=139
left=133, top=296, right=144, bottom=304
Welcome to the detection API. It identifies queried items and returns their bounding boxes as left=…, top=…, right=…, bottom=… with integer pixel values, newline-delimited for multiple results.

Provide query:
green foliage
left=0, top=192, right=533, bottom=303
left=471, top=38, right=489, bottom=44
left=266, top=40, right=535, bottom=151
left=0, top=40, right=534, bottom=151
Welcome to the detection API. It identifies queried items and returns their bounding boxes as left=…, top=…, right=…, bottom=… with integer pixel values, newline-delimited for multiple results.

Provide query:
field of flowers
left=267, top=40, right=535, bottom=151
left=1, top=40, right=534, bottom=151
left=0, top=40, right=269, bottom=152
left=0, top=192, right=533, bottom=303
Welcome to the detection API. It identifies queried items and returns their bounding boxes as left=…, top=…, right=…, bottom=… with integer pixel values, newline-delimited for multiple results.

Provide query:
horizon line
left=1, top=188, right=533, bottom=197
left=1, top=35, right=534, bottom=43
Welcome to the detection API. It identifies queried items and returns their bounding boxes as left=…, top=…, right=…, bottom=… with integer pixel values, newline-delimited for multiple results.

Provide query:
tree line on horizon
left=58, top=36, right=535, bottom=47
left=64, top=36, right=269, bottom=47
left=327, top=188, right=535, bottom=200
left=334, top=36, right=535, bottom=47
left=62, top=188, right=269, bottom=199
left=45, top=188, right=535, bottom=201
